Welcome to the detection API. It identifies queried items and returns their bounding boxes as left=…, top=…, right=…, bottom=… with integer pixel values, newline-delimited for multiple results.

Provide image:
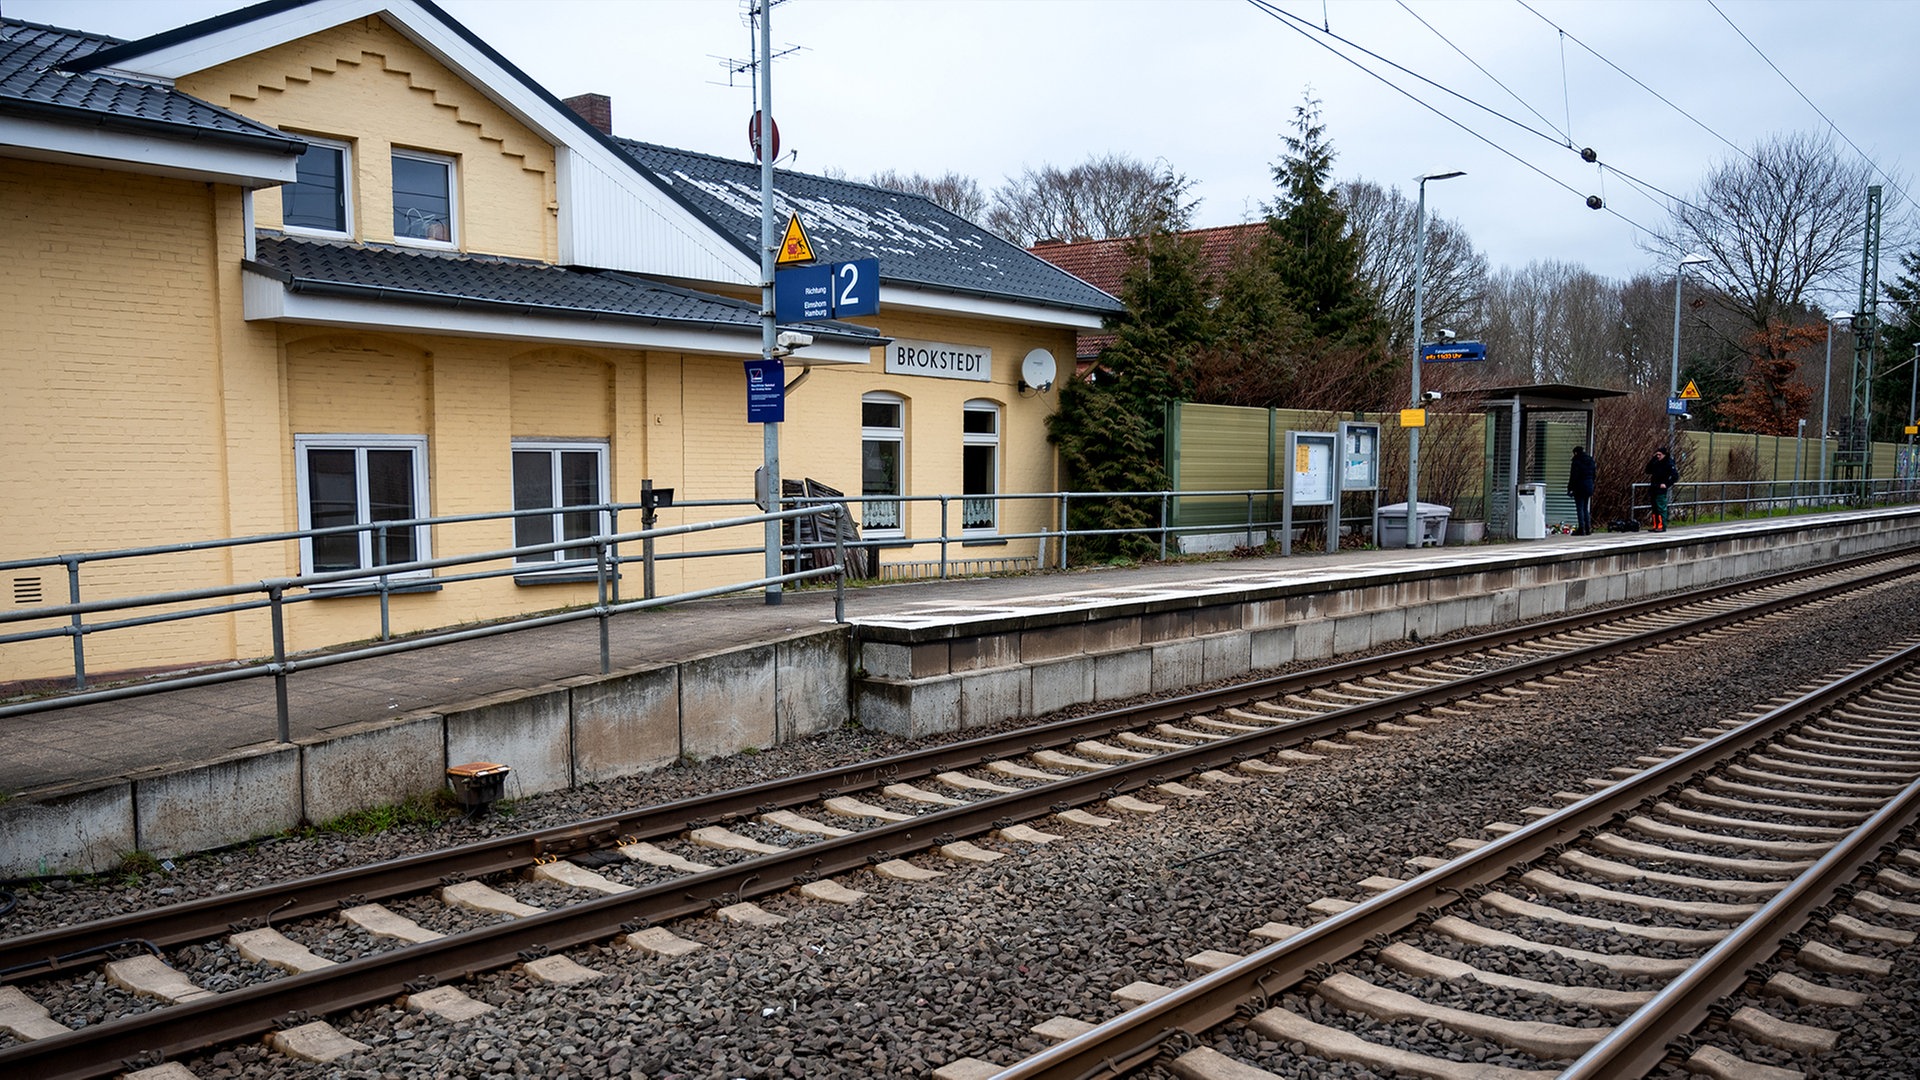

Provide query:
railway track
left=986, top=638, right=1920, bottom=1080
left=2, top=551, right=1919, bottom=1078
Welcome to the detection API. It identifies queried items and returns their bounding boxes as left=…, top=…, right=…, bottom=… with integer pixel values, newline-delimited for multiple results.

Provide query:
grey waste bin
left=1515, top=484, right=1547, bottom=539
left=1375, top=502, right=1451, bottom=548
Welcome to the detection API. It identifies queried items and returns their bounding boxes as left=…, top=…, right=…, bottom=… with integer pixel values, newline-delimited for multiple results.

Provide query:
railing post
left=939, top=495, right=951, bottom=580
left=833, top=519, right=847, bottom=623
left=640, top=485, right=658, bottom=601
left=65, top=556, right=86, bottom=690
left=1159, top=491, right=1170, bottom=561
left=1058, top=494, right=1071, bottom=570
left=375, top=524, right=392, bottom=641
left=608, top=503, right=623, bottom=606
left=1246, top=492, right=1255, bottom=550
left=596, top=538, right=611, bottom=675
left=269, top=584, right=291, bottom=744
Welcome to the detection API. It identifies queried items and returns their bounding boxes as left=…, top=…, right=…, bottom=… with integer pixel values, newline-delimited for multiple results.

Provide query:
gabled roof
left=619, top=140, right=1124, bottom=320
left=0, top=16, right=304, bottom=184
left=243, top=235, right=882, bottom=361
left=1029, top=223, right=1267, bottom=295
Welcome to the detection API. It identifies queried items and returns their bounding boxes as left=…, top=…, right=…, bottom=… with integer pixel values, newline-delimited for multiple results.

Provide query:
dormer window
left=392, top=149, right=456, bottom=246
left=283, top=135, right=351, bottom=236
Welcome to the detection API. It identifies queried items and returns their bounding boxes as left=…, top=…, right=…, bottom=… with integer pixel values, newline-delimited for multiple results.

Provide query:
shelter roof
left=1477, top=383, right=1631, bottom=406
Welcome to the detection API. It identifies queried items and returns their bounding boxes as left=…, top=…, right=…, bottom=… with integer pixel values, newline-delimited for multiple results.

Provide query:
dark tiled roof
left=617, top=140, right=1123, bottom=316
left=246, top=234, right=883, bottom=344
left=0, top=17, right=302, bottom=150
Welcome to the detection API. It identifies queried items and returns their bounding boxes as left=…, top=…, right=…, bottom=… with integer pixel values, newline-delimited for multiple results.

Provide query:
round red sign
left=748, top=111, right=780, bottom=162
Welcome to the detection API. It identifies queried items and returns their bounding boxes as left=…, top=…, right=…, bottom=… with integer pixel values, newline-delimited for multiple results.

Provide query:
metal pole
left=269, top=585, right=291, bottom=744
left=1406, top=170, right=1462, bottom=549
left=641, top=481, right=657, bottom=600
left=1821, top=317, right=1839, bottom=497
left=757, top=3, right=782, bottom=605
left=65, top=557, right=85, bottom=690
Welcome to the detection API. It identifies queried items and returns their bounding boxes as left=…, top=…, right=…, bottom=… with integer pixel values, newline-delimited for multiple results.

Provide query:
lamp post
left=1406, top=170, right=1464, bottom=549
left=1667, top=253, right=1710, bottom=446
left=1821, top=313, right=1851, bottom=497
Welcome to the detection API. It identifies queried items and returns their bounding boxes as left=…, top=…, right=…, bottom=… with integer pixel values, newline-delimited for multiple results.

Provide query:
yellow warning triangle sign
left=776, top=213, right=816, bottom=266
left=1679, top=379, right=1702, bottom=400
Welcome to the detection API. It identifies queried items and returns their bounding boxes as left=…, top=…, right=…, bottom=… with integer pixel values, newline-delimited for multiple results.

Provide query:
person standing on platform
left=1645, top=447, right=1679, bottom=532
left=1568, top=446, right=1597, bottom=535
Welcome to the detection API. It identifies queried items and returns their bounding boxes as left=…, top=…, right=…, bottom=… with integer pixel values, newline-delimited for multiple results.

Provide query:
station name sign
left=884, top=338, right=991, bottom=382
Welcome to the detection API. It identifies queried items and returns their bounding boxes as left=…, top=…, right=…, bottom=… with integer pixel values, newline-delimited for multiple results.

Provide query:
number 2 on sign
left=837, top=262, right=860, bottom=308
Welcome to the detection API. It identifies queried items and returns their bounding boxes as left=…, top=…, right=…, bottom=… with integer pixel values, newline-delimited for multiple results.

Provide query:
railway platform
left=5, top=508, right=1919, bottom=876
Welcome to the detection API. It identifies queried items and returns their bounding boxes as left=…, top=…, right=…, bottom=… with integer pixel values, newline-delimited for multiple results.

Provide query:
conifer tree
left=1047, top=177, right=1210, bottom=560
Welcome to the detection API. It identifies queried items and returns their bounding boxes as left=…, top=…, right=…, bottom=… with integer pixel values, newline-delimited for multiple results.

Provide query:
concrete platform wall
left=1, top=631, right=852, bottom=874
left=853, top=516, right=1920, bottom=739
left=7, top=515, right=1915, bottom=874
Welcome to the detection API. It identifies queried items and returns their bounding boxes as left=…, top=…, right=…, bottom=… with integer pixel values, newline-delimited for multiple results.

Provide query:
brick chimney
left=562, top=93, right=613, bottom=136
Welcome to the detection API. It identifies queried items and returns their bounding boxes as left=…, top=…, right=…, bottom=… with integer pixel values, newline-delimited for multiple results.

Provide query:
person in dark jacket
left=1568, top=446, right=1597, bottom=535
left=1645, top=447, right=1679, bottom=532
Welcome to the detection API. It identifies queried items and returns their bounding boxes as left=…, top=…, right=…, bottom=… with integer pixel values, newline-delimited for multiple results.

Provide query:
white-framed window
left=392, top=149, right=457, bottom=246
left=283, top=135, right=352, bottom=236
left=511, top=442, right=610, bottom=567
left=962, top=400, right=1000, bottom=533
left=294, top=434, right=431, bottom=580
left=861, top=392, right=905, bottom=534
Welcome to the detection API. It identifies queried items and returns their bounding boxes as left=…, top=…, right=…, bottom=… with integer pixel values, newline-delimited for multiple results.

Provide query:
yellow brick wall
left=178, top=15, right=557, bottom=260
left=0, top=158, right=253, bottom=678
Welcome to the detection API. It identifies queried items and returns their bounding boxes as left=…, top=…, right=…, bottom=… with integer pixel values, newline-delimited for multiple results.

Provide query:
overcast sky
left=10, top=0, right=1916, bottom=301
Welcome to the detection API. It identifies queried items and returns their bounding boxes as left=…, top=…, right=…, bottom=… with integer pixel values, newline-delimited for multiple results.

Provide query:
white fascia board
left=0, top=115, right=297, bottom=186
left=241, top=266, right=871, bottom=365
left=91, top=0, right=396, bottom=80
left=876, top=284, right=1111, bottom=330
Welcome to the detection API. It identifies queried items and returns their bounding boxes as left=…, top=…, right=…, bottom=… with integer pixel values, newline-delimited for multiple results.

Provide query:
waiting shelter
left=1479, top=383, right=1627, bottom=538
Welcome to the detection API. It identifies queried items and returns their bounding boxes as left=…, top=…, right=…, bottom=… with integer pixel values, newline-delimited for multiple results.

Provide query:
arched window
left=861, top=392, right=905, bottom=534
left=962, top=400, right=1000, bottom=533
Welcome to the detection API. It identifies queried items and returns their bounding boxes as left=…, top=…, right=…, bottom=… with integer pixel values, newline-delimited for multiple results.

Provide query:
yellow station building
left=0, top=0, right=1119, bottom=683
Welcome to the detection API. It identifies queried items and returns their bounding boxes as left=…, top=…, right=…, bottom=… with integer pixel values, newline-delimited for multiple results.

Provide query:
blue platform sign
left=831, top=257, right=880, bottom=317
left=1420, top=341, right=1487, bottom=363
left=774, top=258, right=880, bottom=321
left=1667, top=397, right=1688, bottom=416
left=745, top=358, right=785, bottom=423
left=774, top=264, right=832, bottom=321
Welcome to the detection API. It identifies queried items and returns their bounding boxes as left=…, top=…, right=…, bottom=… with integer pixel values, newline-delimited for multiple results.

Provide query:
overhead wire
left=1245, top=0, right=1659, bottom=241
left=1706, top=0, right=1918, bottom=215
left=1392, top=0, right=1569, bottom=147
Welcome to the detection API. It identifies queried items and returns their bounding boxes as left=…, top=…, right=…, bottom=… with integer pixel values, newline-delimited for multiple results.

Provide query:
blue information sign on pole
left=774, top=264, right=832, bottom=321
left=745, top=358, right=785, bottom=423
left=774, top=258, right=881, bottom=321
left=1420, top=341, right=1487, bottom=363
left=1667, top=397, right=1687, bottom=416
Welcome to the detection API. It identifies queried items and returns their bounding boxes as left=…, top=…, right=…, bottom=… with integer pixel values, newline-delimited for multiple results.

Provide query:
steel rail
left=6, top=551, right=1906, bottom=978
left=5, top=571, right=1916, bottom=1078
left=990, top=638, right=1920, bottom=1080
left=1562, top=772, right=1920, bottom=1078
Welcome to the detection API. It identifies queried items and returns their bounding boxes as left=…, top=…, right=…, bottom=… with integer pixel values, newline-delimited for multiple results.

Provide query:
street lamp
left=1667, top=253, right=1710, bottom=445
left=1822, top=313, right=1852, bottom=497
left=1407, top=170, right=1464, bottom=549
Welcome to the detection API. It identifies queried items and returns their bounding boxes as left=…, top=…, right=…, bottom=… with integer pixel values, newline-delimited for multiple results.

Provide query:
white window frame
left=861, top=392, right=905, bottom=537
left=282, top=134, right=353, bottom=238
left=961, top=400, right=1000, bottom=534
left=391, top=148, right=458, bottom=248
left=294, top=434, right=432, bottom=584
left=510, top=440, right=612, bottom=571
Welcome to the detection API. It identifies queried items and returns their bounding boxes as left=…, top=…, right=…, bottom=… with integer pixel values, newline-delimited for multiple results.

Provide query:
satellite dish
left=1020, top=348, right=1057, bottom=393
